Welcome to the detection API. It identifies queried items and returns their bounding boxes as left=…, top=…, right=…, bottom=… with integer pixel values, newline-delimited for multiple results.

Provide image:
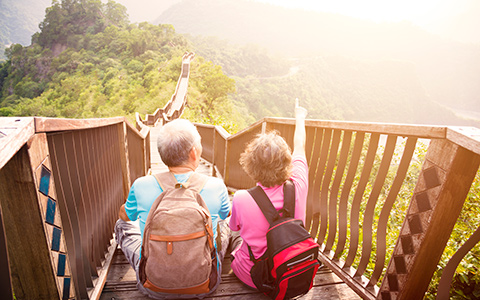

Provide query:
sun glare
left=255, top=0, right=472, bottom=24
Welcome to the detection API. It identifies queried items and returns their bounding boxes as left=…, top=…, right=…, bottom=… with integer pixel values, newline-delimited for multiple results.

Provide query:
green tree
left=191, top=59, right=235, bottom=121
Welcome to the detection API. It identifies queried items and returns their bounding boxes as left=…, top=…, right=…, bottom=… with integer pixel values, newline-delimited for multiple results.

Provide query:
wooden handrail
left=195, top=118, right=480, bottom=299
left=0, top=116, right=150, bottom=300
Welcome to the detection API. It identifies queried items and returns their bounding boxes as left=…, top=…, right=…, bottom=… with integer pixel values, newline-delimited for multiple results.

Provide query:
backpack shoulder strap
left=248, top=186, right=280, bottom=225
left=185, top=172, right=209, bottom=193
left=153, top=172, right=177, bottom=191
left=247, top=179, right=296, bottom=224
left=185, top=172, right=211, bottom=216
left=281, top=179, right=295, bottom=218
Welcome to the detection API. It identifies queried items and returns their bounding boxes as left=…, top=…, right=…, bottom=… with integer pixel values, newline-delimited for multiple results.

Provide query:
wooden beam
left=0, top=146, right=60, bottom=299
left=0, top=117, right=35, bottom=170
left=263, top=117, right=447, bottom=139
left=34, top=117, right=125, bottom=133
left=89, top=240, right=117, bottom=300
left=446, top=126, right=480, bottom=156
left=379, top=139, right=480, bottom=299
left=0, top=204, right=13, bottom=300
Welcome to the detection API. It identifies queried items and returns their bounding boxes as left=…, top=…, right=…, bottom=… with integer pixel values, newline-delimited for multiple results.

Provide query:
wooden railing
left=137, top=51, right=195, bottom=127
left=195, top=118, right=480, bottom=299
left=2, top=111, right=479, bottom=299
left=0, top=116, right=150, bottom=300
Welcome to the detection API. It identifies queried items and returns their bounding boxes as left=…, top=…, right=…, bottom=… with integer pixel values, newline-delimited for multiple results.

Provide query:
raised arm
left=293, top=98, right=308, bottom=157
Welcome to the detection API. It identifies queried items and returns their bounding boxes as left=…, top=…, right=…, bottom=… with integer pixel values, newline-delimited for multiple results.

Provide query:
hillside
left=156, top=0, right=480, bottom=126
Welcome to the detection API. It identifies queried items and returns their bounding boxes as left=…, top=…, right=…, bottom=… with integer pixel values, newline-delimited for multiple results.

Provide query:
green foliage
left=36, top=0, right=129, bottom=50
left=189, top=58, right=235, bottom=121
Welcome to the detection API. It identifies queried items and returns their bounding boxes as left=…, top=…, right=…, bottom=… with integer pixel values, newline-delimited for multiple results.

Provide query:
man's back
left=124, top=171, right=230, bottom=249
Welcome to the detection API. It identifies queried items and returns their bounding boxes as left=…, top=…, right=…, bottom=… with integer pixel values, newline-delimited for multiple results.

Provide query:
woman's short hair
left=157, top=119, right=201, bottom=167
left=240, top=131, right=292, bottom=187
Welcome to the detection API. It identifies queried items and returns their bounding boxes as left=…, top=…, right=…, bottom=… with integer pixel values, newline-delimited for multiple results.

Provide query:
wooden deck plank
left=101, top=249, right=361, bottom=300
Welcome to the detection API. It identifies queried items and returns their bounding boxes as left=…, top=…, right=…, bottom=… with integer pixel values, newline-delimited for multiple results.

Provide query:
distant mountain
left=0, top=0, right=51, bottom=56
left=199, top=37, right=464, bottom=126
left=154, top=0, right=480, bottom=125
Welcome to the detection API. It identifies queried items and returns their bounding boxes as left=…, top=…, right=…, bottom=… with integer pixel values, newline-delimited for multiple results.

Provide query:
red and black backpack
left=247, top=180, right=321, bottom=300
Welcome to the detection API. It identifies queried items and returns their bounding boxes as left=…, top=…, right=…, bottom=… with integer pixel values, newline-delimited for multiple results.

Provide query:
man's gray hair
left=157, top=119, right=201, bottom=167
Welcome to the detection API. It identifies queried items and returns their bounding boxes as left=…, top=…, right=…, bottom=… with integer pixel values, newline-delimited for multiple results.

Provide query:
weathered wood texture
left=148, top=124, right=169, bottom=174
left=101, top=249, right=361, bottom=300
left=379, top=139, right=480, bottom=299
left=0, top=146, right=60, bottom=299
left=2, top=113, right=480, bottom=300
left=0, top=204, right=13, bottom=300
left=28, top=132, right=76, bottom=299
left=1, top=116, right=150, bottom=300
left=0, top=117, right=35, bottom=169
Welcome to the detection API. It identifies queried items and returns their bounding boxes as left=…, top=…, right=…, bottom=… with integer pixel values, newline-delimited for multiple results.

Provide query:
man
left=115, top=119, right=231, bottom=299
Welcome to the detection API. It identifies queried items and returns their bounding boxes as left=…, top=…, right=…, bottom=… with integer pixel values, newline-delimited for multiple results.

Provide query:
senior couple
left=115, top=100, right=309, bottom=299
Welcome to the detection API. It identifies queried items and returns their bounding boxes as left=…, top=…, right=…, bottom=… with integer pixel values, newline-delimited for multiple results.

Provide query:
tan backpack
left=138, top=172, right=218, bottom=295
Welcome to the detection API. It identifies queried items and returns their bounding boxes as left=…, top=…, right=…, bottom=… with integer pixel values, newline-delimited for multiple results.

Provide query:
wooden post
left=119, top=122, right=131, bottom=199
left=378, top=139, right=480, bottom=299
left=212, top=127, right=217, bottom=177
left=28, top=133, right=77, bottom=299
left=0, top=144, right=62, bottom=299
left=224, top=137, right=231, bottom=187
left=0, top=204, right=13, bottom=300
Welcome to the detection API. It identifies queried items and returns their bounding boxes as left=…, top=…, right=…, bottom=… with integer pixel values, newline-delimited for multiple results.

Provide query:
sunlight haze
left=116, top=0, right=479, bottom=45
left=253, top=0, right=470, bottom=23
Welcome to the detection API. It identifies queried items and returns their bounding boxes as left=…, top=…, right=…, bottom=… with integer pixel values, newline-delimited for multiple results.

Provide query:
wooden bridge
left=1, top=52, right=480, bottom=300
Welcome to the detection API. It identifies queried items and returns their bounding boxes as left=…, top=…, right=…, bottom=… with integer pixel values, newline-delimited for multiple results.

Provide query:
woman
left=229, top=99, right=308, bottom=288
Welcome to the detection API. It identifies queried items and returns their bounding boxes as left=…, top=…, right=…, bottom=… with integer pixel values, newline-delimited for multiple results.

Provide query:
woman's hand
left=293, top=98, right=307, bottom=156
left=295, top=98, right=308, bottom=120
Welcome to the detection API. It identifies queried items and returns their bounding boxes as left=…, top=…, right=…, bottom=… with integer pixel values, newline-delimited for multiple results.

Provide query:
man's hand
left=118, top=204, right=131, bottom=221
